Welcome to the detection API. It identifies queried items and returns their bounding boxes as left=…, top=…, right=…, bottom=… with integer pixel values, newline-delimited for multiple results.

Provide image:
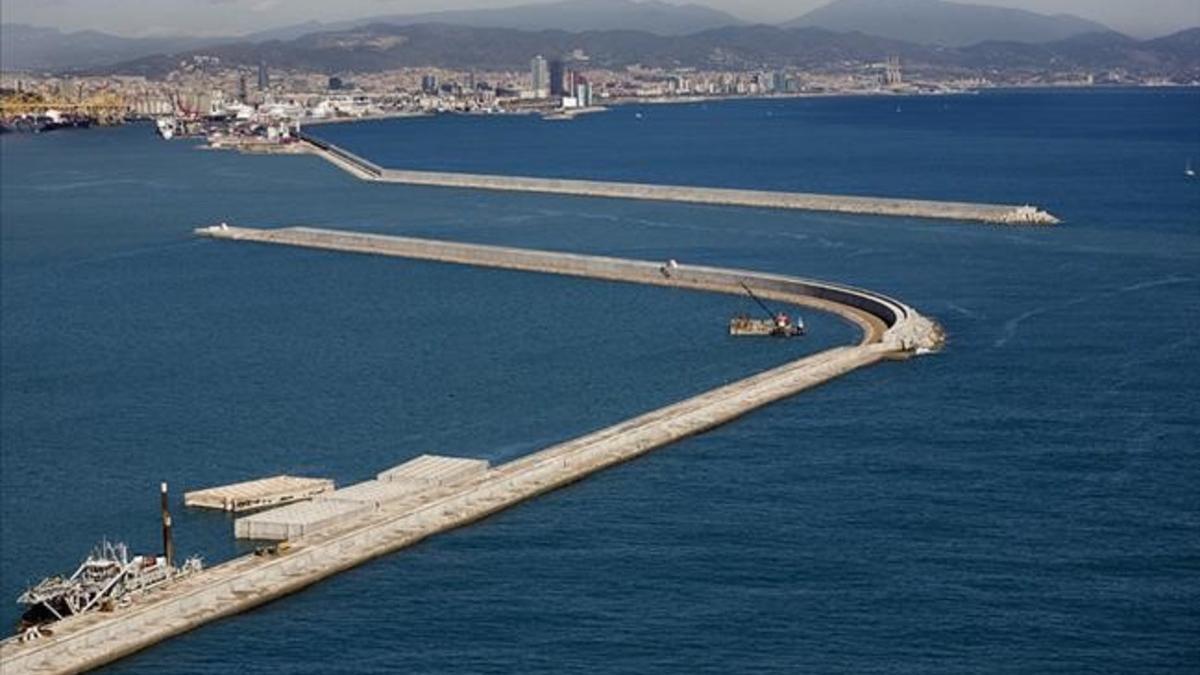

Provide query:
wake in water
left=19, top=178, right=173, bottom=193
left=994, top=274, right=1197, bottom=348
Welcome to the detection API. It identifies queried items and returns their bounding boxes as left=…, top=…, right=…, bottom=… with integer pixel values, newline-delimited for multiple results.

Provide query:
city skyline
left=3, top=0, right=1197, bottom=40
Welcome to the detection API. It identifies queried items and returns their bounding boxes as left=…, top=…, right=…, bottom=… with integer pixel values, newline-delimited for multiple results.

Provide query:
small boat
left=155, top=117, right=176, bottom=140
left=1186, top=159, right=1196, bottom=178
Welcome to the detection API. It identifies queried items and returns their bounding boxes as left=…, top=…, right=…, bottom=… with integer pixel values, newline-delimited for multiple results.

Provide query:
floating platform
left=183, top=475, right=335, bottom=513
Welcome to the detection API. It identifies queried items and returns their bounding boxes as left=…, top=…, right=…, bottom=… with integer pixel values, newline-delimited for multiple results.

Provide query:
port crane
left=729, top=282, right=805, bottom=337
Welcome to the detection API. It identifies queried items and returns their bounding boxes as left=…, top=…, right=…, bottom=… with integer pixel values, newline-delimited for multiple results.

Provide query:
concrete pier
left=0, top=226, right=942, bottom=674
left=300, top=133, right=1060, bottom=225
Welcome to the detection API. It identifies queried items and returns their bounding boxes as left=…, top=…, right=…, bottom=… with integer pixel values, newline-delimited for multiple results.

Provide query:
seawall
left=299, top=134, right=1060, bottom=225
left=0, top=226, right=942, bottom=674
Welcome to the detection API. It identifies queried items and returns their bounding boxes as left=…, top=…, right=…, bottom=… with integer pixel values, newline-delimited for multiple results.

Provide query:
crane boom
left=740, top=282, right=777, bottom=320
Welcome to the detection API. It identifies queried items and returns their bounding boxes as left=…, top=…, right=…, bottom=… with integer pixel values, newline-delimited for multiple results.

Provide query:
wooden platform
left=184, top=475, right=335, bottom=513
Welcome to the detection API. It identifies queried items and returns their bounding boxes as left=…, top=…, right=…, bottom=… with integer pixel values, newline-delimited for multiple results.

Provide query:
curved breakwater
left=0, top=225, right=942, bottom=674
left=299, top=134, right=1060, bottom=225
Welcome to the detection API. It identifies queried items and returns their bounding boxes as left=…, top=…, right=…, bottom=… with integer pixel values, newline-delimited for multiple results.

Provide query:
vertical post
left=161, top=481, right=174, bottom=568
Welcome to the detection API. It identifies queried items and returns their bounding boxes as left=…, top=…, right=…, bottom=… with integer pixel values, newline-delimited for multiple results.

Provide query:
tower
left=884, top=56, right=903, bottom=87
left=530, top=55, right=549, bottom=97
left=549, top=59, right=566, bottom=96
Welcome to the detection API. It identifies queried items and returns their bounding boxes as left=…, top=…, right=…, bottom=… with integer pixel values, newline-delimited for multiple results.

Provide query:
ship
left=155, top=117, right=176, bottom=140
left=729, top=282, right=805, bottom=337
left=14, top=483, right=201, bottom=640
left=17, top=542, right=201, bottom=632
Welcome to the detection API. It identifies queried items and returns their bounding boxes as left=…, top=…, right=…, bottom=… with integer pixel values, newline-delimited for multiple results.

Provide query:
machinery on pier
left=16, top=542, right=202, bottom=632
left=14, top=484, right=202, bottom=638
left=729, top=282, right=805, bottom=338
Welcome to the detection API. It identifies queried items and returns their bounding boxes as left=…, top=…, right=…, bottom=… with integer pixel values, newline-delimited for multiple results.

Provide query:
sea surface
left=1, top=89, right=1198, bottom=673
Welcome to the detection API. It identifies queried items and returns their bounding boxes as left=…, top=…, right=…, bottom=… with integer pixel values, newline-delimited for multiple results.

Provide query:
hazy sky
left=2, top=0, right=1197, bottom=39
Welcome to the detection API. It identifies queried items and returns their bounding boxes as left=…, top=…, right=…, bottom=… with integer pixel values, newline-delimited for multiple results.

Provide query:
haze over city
left=3, top=0, right=1197, bottom=38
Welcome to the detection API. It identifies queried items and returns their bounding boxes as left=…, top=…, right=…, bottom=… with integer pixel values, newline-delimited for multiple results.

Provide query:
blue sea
left=1, top=89, right=1198, bottom=673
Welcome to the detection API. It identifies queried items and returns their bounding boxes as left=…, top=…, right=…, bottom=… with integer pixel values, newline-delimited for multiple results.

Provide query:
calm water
left=1, top=89, right=1198, bottom=673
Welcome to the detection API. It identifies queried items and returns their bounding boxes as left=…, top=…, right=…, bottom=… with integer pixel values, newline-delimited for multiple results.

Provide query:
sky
left=1, top=0, right=1197, bottom=39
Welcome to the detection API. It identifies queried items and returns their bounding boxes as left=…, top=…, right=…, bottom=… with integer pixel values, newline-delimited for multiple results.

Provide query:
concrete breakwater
left=300, top=133, right=1060, bottom=225
left=0, top=226, right=941, bottom=674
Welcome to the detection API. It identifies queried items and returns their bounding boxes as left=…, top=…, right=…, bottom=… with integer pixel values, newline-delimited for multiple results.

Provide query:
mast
left=161, top=482, right=174, bottom=567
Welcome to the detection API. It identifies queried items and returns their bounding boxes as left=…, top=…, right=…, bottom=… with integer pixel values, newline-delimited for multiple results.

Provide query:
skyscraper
left=883, top=57, right=903, bottom=87
left=530, top=55, right=549, bottom=97
left=771, top=71, right=789, bottom=93
left=549, top=59, right=566, bottom=96
left=257, top=61, right=269, bottom=91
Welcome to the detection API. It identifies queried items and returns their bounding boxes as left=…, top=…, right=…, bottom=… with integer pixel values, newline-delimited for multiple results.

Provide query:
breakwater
left=299, top=134, right=1059, bottom=225
left=0, top=226, right=941, bottom=674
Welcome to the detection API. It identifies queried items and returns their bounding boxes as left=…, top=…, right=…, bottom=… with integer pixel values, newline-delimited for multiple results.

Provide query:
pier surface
left=0, top=226, right=942, bottom=674
left=301, top=134, right=1060, bottom=225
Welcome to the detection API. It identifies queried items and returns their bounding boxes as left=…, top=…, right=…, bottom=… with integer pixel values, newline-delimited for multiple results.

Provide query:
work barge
left=300, top=133, right=1060, bottom=225
left=0, top=225, right=943, bottom=674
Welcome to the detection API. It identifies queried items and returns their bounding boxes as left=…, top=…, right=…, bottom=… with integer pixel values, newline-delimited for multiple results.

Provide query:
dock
left=0, top=226, right=943, bottom=674
left=183, top=475, right=335, bottom=513
left=299, top=133, right=1060, bottom=225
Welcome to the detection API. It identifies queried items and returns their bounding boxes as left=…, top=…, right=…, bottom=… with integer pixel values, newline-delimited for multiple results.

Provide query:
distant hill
left=0, top=23, right=228, bottom=72
left=91, top=24, right=932, bottom=76
left=1146, top=26, right=1200, bottom=61
left=249, top=0, right=745, bottom=40
left=1, top=0, right=743, bottom=72
left=92, top=23, right=1200, bottom=81
left=783, top=0, right=1115, bottom=47
left=956, top=27, right=1200, bottom=73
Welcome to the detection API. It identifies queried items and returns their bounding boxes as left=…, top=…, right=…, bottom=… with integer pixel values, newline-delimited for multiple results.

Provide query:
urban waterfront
left=1, top=89, right=1198, bottom=672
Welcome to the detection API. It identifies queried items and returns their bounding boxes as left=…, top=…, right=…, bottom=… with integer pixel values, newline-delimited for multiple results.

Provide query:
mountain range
left=245, top=0, right=744, bottom=42
left=2, top=0, right=1197, bottom=75
left=782, top=0, right=1113, bottom=47
left=91, top=23, right=1200, bottom=81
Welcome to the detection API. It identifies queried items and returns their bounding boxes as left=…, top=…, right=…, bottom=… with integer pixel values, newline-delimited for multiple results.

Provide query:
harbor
left=0, top=225, right=941, bottom=674
left=297, top=134, right=1061, bottom=225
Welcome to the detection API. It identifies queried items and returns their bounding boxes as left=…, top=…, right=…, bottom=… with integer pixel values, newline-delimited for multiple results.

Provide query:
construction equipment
left=729, top=282, right=805, bottom=337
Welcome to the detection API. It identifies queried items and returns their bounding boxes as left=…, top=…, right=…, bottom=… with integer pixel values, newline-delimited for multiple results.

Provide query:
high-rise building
left=421, top=74, right=439, bottom=94
left=237, top=73, right=248, bottom=101
left=575, top=81, right=593, bottom=108
left=549, top=59, right=566, bottom=96
left=530, top=55, right=549, bottom=97
left=771, top=71, right=789, bottom=93
left=257, top=61, right=269, bottom=91
left=883, top=57, right=903, bottom=87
